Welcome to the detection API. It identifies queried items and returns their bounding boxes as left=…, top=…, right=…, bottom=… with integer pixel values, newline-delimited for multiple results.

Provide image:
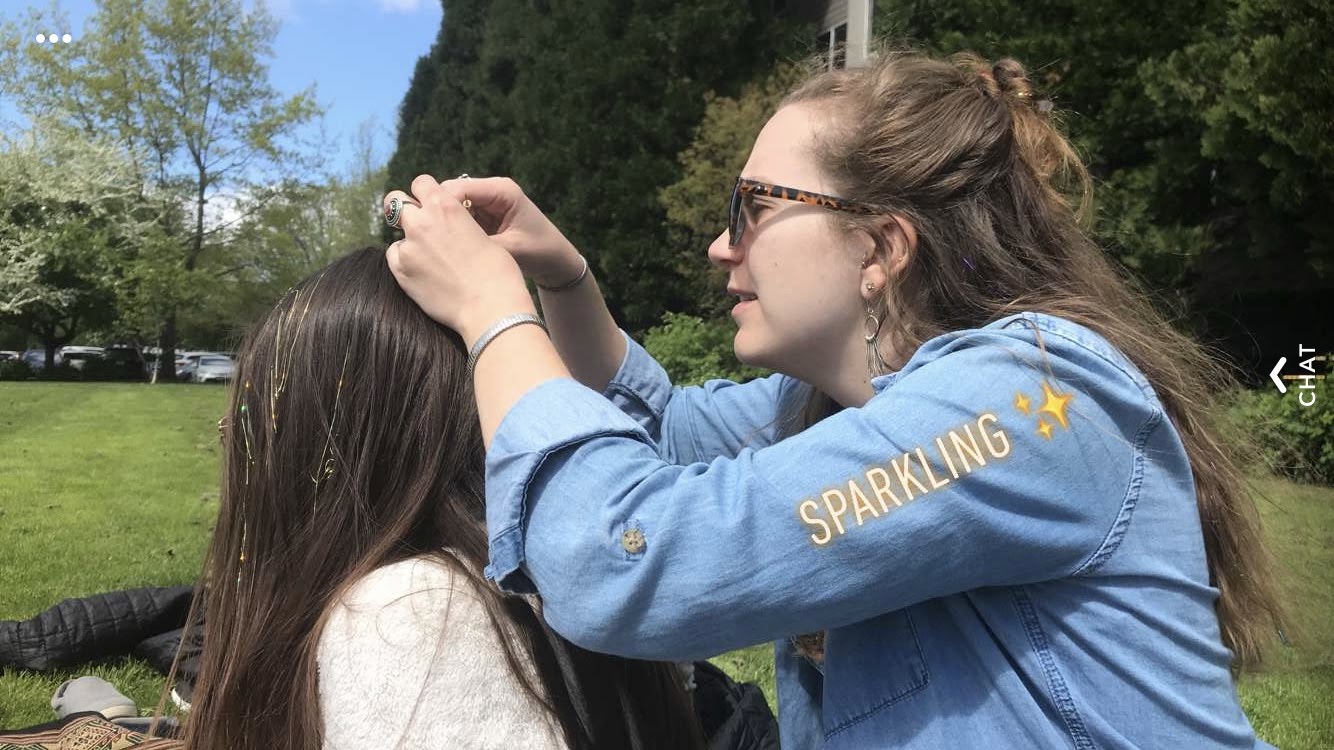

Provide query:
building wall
left=797, top=0, right=873, bottom=68
left=842, top=0, right=872, bottom=68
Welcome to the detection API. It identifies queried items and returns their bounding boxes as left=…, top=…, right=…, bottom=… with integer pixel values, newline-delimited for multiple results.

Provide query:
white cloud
left=376, top=0, right=425, bottom=13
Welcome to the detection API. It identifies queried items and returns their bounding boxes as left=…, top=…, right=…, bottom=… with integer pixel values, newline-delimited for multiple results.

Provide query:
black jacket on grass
left=0, top=585, right=198, bottom=675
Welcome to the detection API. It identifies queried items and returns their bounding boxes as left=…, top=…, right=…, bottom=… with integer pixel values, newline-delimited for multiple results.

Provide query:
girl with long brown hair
left=171, top=246, right=706, bottom=749
left=381, top=47, right=1283, bottom=748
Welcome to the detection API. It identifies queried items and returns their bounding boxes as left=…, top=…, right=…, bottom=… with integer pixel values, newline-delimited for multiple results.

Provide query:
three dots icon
left=35, top=33, right=74, bottom=44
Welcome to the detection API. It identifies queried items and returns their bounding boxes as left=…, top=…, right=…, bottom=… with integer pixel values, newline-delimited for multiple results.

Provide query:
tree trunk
left=157, top=310, right=178, bottom=382
left=38, top=323, right=67, bottom=370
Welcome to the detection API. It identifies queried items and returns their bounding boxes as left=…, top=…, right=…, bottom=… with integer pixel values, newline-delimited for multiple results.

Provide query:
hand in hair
left=435, top=175, right=586, bottom=289
left=385, top=174, right=536, bottom=343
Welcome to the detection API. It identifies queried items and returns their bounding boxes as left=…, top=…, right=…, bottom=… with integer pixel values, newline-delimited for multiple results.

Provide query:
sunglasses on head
left=728, top=177, right=878, bottom=247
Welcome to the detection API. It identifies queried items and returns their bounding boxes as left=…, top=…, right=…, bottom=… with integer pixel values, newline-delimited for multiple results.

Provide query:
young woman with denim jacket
left=381, top=50, right=1283, bottom=748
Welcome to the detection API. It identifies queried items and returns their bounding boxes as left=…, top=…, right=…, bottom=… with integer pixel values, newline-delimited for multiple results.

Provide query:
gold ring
left=456, top=174, right=472, bottom=209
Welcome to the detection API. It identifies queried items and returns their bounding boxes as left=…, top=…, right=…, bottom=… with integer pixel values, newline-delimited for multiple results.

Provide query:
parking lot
left=0, top=347, right=234, bottom=383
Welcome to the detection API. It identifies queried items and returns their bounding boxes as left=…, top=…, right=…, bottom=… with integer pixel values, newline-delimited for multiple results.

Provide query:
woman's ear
left=859, top=215, right=916, bottom=296
left=881, top=215, right=916, bottom=279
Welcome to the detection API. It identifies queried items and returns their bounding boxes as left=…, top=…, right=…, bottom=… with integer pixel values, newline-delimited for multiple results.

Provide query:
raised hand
left=384, top=174, right=536, bottom=344
left=435, top=176, right=587, bottom=289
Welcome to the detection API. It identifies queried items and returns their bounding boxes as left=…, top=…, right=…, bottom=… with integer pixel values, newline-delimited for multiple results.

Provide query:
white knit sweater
left=317, top=556, right=569, bottom=749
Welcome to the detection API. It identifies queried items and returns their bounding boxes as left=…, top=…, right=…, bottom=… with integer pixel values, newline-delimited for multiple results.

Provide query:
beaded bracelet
left=466, top=313, right=549, bottom=380
left=535, top=255, right=590, bottom=292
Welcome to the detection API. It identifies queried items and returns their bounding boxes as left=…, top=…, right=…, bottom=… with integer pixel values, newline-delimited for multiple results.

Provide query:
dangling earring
left=863, top=283, right=890, bottom=377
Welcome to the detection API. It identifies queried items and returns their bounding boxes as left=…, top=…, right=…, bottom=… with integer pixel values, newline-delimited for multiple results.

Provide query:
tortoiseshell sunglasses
left=729, top=177, right=878, bottom=247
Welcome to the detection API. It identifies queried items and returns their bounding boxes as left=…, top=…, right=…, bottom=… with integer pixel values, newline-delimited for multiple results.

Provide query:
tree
left=0, top=118, right=164, bottom=367
left=871, top=0, right=1334, bottom=371
left=0, top=0, right=321, bottom=379
left=211, top=122, right=389, bottom=343
left=659, top=63, right=807, bottom=318
left=643, top=312, right=767, bottom=386
left=387, top=0, right=811, bottom=331
left=1139, top=0, right=1334, bottom=291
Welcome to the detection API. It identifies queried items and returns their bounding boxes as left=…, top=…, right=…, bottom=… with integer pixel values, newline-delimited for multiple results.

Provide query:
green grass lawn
left=1, top=382, right=1331, bottom=748
left=0, top=383, right=218, bottom=728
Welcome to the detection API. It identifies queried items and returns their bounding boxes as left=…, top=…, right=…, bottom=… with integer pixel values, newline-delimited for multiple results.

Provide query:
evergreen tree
left=874, top=0, right=1333, bottom=370
left=386, top=0, right=809, bottom=330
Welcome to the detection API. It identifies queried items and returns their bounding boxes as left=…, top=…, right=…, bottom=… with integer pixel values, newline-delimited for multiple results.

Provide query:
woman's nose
left=707, top=229, right=742, bottom=268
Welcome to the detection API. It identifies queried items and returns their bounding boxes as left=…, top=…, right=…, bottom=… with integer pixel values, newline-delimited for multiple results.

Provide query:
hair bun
left=962, top=54, right=1036, bottom=104
left=991, top=58, right=1034, bottom=100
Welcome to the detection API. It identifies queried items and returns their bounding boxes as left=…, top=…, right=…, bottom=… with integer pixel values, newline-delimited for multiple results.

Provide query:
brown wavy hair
left=780, top=47, right=1282, bottom=672
left=160, top=247, right=704, bottom=749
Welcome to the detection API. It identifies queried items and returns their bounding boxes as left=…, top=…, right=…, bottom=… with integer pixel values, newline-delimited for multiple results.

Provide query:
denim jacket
left=483, top=312, right=1271, bottom=749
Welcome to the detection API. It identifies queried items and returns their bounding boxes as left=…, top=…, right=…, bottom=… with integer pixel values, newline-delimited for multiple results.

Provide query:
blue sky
left=2, top=0, right=444, bottom=175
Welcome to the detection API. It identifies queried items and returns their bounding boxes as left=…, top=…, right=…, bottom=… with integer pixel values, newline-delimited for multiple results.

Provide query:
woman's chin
left=731, top=332, right=770, bottom=371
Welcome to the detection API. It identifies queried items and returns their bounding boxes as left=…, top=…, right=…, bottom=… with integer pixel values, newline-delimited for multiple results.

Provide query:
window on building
left=815, top=22, right=850, bottom=70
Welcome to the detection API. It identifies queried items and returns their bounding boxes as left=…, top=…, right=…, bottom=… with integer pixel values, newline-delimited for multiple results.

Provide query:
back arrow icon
left=1270, top=357, right=1287, bottom=393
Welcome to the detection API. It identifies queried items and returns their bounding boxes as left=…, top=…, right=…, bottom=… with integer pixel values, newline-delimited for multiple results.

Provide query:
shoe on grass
left=50, top=675, right=138, bottom=721
left=170, top=682, right=192, bottom=712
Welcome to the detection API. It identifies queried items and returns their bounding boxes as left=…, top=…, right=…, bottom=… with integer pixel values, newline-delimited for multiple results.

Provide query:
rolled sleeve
left=599, top=329, right=797, bottom=465
left=484, top=377, right=654, bottom=594
left=600, top=330, right=673, bottom=438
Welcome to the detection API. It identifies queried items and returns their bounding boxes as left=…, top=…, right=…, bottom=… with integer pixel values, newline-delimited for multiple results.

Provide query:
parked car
left=102, top=345, right=148, bottom=381
left=59, top=346, right=105, bottom=371
left=22, top=348, right=52, bottom=369
left=0, top=350, right=31, bottom=380
left=192, top=354, right=235, bottom=383
left=174, top=351, right=211, bottom=381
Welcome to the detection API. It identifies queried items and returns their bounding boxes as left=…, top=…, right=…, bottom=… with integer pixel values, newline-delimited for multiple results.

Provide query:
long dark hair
left=166, top=246, right=704, bottom=749
left=780, top=47, right=1282, bottom=671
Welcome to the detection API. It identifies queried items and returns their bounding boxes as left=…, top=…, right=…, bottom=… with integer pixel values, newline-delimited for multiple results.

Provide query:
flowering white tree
left=1, top=0, right=321, bottom=379
left=0, top=118, right=162, bottom=366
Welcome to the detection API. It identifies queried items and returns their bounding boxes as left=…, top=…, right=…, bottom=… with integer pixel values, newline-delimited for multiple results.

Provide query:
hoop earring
left=863, top=286, right=891, bottom=377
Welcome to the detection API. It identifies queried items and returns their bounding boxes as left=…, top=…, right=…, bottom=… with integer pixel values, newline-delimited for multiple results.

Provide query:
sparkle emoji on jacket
left=797, top=379, right=1074, bottom=546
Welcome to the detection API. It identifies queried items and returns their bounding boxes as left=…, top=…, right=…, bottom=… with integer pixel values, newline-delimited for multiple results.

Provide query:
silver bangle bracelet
left=534, top=255, right=589, bottom=292
left=466, top=313, right=548, bottom=380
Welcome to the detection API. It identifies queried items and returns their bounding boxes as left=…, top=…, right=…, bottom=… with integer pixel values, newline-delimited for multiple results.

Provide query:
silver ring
left=384, top=196, right=403, bottom=228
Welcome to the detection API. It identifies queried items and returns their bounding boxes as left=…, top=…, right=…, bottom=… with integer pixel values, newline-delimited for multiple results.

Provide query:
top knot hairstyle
left=778, top=47, right=1283, bottom=671
left=960, top=54, right=1073, bottom=197
left=970, top=55, right=1035, bottom=100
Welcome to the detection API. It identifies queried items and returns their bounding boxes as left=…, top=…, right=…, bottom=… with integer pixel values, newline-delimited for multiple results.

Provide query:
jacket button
left=621, top=529, right=646, bottom=554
